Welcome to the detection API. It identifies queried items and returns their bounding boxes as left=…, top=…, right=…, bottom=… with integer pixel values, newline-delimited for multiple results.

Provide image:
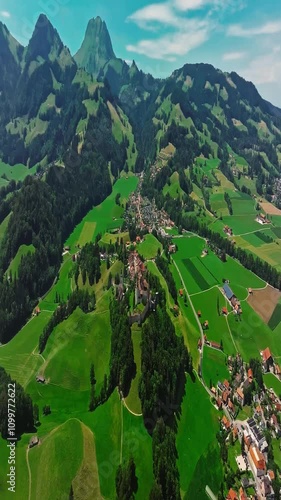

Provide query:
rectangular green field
left=272, top=226, right=281, bottom=238
left=183, top=257, right=217, bottom=290
left=202, top=346, right=228, bottom=387
left=228, top=301, right=281, bottom=361
left=268, top=303, right=281, bottom=331
left=78, top=221, right=97, bottom=246
left=222, top=215, right=266, bottom=235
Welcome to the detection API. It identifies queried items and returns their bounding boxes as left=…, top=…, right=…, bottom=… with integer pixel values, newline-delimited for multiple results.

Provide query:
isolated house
left=29, top=436, right=39, bottom=448
left=36, top=375, right=45, bottom=384
left=261, top=347, right=273, bottom=370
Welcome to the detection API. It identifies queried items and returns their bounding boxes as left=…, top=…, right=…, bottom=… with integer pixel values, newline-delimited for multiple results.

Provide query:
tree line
left=0, top=366, right=34, bottom=438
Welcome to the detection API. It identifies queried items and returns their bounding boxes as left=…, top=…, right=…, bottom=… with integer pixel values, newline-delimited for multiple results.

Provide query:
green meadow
left=177, top=375, right=223, bottom=499
left=138, top=233, right=162, bottom=259
left=0, top=161, right=37, bottom=182
left=202, top=346, right=229, bottom=387
left=263, top=373, right=281, bottom=397
left=6, top=244, right=35, bottom=277
left=229, top=301, right=281, bottom=361
left=65, top=175, right=138, bottom=251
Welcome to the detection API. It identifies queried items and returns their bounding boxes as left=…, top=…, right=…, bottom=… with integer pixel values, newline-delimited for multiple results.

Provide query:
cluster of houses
left=125, top=192, right=174, bottom=235
left=128, top=251, right=149, bottom=306
left=223, top=284, right=242, bottom=315
left=211, top=351, right=281, bottom=498
left=256, top=213, right=270, bottom=225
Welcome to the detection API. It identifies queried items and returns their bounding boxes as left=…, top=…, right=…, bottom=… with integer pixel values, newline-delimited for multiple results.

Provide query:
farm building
left=222, top=306, right=228, bottom=315
left=223, top=284, right=234, bottom=301
left=210, top=341, right=221, bottom=350
left=29, top=436, right=39, bottom=448
left=256, top=213, right=270, bottom=225
left=179, top=289, right=184, bottom=297
left=261, top=348, right=273, bottom=370
left=36, top=375, right=45, bottom=384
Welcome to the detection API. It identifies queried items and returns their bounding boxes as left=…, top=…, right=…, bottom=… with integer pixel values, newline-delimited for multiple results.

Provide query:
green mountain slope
left=74, top=17, right=115, bottom=77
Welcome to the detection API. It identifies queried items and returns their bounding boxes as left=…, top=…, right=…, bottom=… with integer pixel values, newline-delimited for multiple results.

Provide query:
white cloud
left=242, top=53, right=281, bottom=85
left=223, top=51, right=246, bottom=61
left=126, top=28, right=209, bottom=60
left=127, top=3, right=179, bottom=30
left=228, top=20, right=281, bottom=37
left=173, top=0, right=208, bottom=10
left=0, top=10, right=11, bottom=18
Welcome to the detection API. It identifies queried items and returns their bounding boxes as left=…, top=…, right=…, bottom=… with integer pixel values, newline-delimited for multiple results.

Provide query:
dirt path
left=26, top=448, right=31, bottom=500
left=120, top=400, right=124, bottom=465
left=172, top=258, right=205, bottom=374
left=123, top=398, right=142, bottom=417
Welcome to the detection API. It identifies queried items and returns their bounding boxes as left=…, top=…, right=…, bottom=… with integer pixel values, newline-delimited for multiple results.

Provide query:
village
left=199, top=342, right=281, bottom=500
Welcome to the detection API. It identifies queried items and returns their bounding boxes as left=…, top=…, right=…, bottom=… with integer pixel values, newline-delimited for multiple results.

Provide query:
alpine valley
left=1, top=13, right=281, bottom=500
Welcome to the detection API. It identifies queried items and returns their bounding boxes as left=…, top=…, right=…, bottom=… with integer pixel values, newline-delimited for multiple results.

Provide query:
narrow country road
left=26, top=447, right=31, bottom=500
left=172, top=258, right=205, bottom=376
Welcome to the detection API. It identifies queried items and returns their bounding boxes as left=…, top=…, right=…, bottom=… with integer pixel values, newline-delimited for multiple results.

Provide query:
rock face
left=74, top=16, right=115, bottom=77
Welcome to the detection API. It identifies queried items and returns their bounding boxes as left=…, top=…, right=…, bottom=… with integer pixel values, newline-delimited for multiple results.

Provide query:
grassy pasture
left=122, top=411, right=154, bottom=500
left=268, top=303, right=281, bottom=330
left=0, top=311, right=52, bottom=387
left=6, top=244, right=35, bottom=277
left=163, top=172, right=185, bottom=199
left=40, top=256, right=73, bottom=311
left=28, top=419, right=84, bottom=500
left=0, top=161, right=37, bottom=181
left=43, top=300, right=111, bottom=394
left=124, top=324, right=142, bottom=415
left=65, top=176, right=138, bottom=251
left=0, top=213, right=11, bottom=244
left=191, top=288, right=235, bottom=355
left=72, top=423, right=102, bottom=500
left=138, top=233, right=162, bottom=260
left=222, top=215, right=266, bottom=235
left=202, top=346, right=229, bottom=387
left=272, top=226, right=281, bottom=238
left=173, top=236, right=264, bottom=299
left=228, top=301, right=281, bottom=361
left=196, top=157, right=220, bottom=171
left=99, top=231, right=129, bottom=247
left=183, top=257, right=218, bottom=292
left=177, top=375, right=223, bottom=499
left=78, top=221, right=97, bottom=247
left=210, top=192, right=229, bottom=216
left=263, top=373, right=281, bottom=397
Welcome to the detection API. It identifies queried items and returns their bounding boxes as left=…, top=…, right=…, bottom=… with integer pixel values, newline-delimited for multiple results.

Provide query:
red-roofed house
left=236, top=387, right=244, bottom=406
left=239, top=487, right=247, bottom=500
left=268, top=469, right=275, bottom=481
left=249, top=445, right=266, bottom=477
left=223, top=380, right=230, bottom=390
left=221, top=415, right=231, bottom=430
left=261, top=348, right=273, bottom=370
left=226, top=489, right=238, bottom=500
left=228, top=398, right=234, bottom=414
left=275, top=364, right=281, bottom=379
left=248, top=368, right=253, bottom=381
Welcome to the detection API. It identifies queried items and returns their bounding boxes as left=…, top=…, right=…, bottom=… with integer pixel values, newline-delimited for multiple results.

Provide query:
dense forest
left=0, top=367, right=34, bottom=438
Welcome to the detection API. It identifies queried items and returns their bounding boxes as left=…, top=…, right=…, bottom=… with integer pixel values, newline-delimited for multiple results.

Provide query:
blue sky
left=1, top=0, right=281, bottom=106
